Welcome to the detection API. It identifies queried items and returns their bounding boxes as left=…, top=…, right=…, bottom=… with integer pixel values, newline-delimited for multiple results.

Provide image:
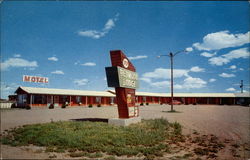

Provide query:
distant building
left=8, top=95, right=17, bottom=102
left=14, top=86, right=250, bottom=107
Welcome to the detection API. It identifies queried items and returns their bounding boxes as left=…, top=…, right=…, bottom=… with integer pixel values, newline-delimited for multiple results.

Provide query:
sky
left=1, top=1, right=250, bottom=99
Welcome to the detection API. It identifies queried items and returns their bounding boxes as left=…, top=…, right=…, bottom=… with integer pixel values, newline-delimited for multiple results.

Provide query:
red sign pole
left=109, top=50, right=138, bottom=118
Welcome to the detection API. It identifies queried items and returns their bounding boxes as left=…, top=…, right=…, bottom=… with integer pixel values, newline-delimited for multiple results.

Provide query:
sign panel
left=106, top=50, right=139, bottom=118
left=105, top=66, right=139, bottom=89
left=23, top=75, right=49, bottom=83
left=118, top=67, right=138, bottom=89
left=128, top=106, right=139, bottom=117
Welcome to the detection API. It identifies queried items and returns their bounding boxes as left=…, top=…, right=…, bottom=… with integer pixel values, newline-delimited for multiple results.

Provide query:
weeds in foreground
left=1, top=118, right=182, bottom=158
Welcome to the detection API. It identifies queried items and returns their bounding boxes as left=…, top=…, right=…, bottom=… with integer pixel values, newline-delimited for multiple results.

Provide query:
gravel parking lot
left=1, top=104, right=249, bottom=144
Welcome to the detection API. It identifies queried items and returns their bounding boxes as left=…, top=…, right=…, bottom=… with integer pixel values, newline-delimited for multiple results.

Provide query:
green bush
left=88, top=104, right=93, bottom=108
left=49, top=104, right=54, bottom=109
left=25, top=105, right=31, bottom=110
left=11, top=103, right=16, bottom=108
left=140, top=103, right=144, bottom=106
left=61, top=104, right=66, bottom=108
left=146, top=102, right=149, bottom=105
left=97, top=104, right=101, bottom=107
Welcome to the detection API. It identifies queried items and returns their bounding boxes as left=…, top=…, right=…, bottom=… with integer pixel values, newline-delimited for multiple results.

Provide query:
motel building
left=13, top=86, right=250, bottom=107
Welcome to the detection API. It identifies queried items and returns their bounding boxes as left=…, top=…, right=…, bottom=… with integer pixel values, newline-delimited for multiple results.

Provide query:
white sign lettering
left=117, top=67, right=138, bottom=89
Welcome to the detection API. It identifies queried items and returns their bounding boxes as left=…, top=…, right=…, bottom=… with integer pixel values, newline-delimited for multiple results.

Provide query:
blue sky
left=1, top=1, right=250, bottom=98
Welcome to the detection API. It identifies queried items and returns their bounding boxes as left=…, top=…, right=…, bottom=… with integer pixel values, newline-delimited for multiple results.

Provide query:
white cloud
left=141, top=67, right=207, bottom=90
left=209, top=78, right=216, bottom=82
left=48, top=56, right=58, bottom=61
left=226, top=88, right=236, bottom=92
left=173, top=84, right=183, bottom=89
left=51, top=70, right=64, bottom=75
left=200, top=52, right=216, bottom=58
left=193, top=31, right=250, bottom=51
left=239, top=68, right=244, bottom=71
left=219, top=73, right=235, bottom=78
left=13, top=54, right=21, bottom=58
left=223, top=47, right=249, bottom=59
left=185, top=47, right=193, bottom=52
left=164, top=77, right=207, bottom=90
left=140, top=77, right=152, bottom=83
left=78, top=14, right=119, bottom=39
left=229, top=65, right=237, bottom=69
left=128, top=55, right=148, bottom=60
left=190, top=66, right=205, bottom=72
left=142, top=68, right=189, bottom=80
left=0, top=82, right=19, bottom=99
left=1, top=58, right=38, bottom=71
left=151, top=81, right=170, bottom=88
left=182, top=77, right=207, bottom=89
left=81, top=62, right=96, bottom=66
left=208, top=57, right=230, bottom=66
left=25, top=67, right=36, bottom=71
left=209, top=48, right=249, bottom=66
left=236, top=89, right=249, bottom=93
left=73, top=79, right=88, bottom=86
left=104, top=19, right=115, bottom=30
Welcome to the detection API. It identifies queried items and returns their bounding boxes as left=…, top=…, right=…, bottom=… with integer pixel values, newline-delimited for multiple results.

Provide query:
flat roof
left=109, top=90, right=250, bottom=98
left=15, top=87, right=250, bottom=98
left=16, top=86, right=115, bottom=97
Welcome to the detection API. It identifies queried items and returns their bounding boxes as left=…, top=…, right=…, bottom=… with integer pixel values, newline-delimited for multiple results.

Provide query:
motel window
left=47, top=96, right=52, bottom=104
left=76, top=96, right=82, bottom=103
left=34, top=95, right=46, bottom=104
left=18, top=94, right=27, bottom=104
left=110, top=97, right=114, bottom=104
left=96, top=97, right=101, bottom=104
left=60, top=96, right=68, bottom=103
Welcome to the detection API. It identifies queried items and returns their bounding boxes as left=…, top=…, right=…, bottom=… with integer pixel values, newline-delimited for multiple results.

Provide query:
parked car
left=169, top=100, right=182, bottom=105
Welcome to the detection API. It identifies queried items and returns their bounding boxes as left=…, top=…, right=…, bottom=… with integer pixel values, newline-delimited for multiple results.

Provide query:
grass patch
left=1, top=118, right=183, bottom=158
left=104, top=156, right=116, bottom=160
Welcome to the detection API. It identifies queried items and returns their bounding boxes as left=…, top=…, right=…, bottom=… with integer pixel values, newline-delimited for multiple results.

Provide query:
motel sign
left=105, top=50, right=139, bottom=118
left=23, top=75, right=49, bottom=83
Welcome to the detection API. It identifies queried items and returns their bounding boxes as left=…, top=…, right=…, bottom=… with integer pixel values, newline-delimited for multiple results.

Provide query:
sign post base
left=108, top=117, right=141, bottom=126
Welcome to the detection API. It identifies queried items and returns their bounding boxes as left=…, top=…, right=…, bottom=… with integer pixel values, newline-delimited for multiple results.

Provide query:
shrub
left=140, top=103, right=144, bottom=106
left=97, top=104, right=101, bottom=107
left=88, top=104, right=93, bottom=108
left=193, top=103, right=197, bottom=105
left=61, top=104, right=66, bottom=108
left=146, top=102, right=149, bottom=105
left=25, top=105, right=31, bottom=110
left=104, top=156, right=116, bottom=160
left=160, top=103, right=163, bottom=105
left=49, top=104, right=54, bottom=109
left=11, top=103, right=16, bottom=108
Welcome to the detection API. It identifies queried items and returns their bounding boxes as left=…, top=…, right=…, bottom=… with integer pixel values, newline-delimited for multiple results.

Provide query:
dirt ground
left=1, top=104, right=250, bottom=159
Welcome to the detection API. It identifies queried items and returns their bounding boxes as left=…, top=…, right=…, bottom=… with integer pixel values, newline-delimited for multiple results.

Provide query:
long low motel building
left=14, top=86, right=250, bottom=107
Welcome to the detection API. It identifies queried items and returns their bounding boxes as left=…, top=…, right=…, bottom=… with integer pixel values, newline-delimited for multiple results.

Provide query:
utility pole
left=170, top=52, right=174, bottom=111
left=240, top=80, right=243, bottom=93
left=157, top=48, right=192, bottom=112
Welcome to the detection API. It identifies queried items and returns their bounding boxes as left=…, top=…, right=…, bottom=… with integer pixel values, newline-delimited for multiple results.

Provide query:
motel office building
left=14, top=87, right=250, bottom=107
